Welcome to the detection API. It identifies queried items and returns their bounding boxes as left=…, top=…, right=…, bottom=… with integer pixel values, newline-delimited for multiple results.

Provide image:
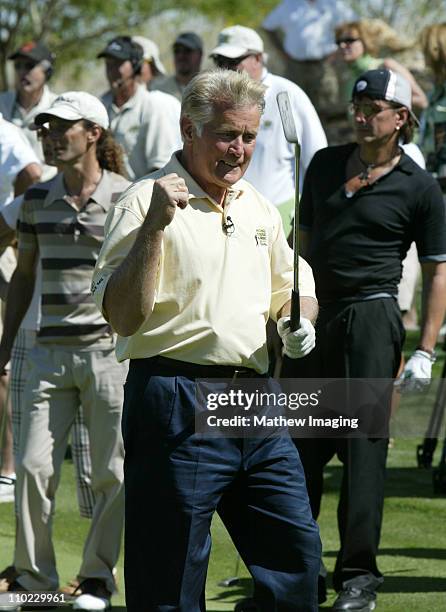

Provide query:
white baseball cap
left=34, top=91, right=109, bottom=129
left=211, top=26, right=264, bottom=59
left=132, top=36, right=166, bottom=75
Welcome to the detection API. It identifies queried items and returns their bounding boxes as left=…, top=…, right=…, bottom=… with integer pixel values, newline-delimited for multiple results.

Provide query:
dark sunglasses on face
left=213, top=54, right=252, bottom=69
left=348, top=101, right=401, bottom=119
left=336, top=37, right=360, bottom=46
left=14, top=59, right=39, bottom=72
left=173, top=45, right=195, bottom=55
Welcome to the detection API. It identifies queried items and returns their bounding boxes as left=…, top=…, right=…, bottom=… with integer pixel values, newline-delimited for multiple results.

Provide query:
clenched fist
left=145, top=173, right=189, bottom=231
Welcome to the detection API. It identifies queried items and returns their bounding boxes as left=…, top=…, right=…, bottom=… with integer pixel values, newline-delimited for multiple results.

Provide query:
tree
left=0, top=0, right=179, bottom=89
left=1, top=0, right=446, bottom=90
left=0, top=0, right=283, bottom=89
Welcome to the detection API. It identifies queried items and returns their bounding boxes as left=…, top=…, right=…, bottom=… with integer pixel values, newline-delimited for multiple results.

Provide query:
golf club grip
left=290, top=289, right=301, bottom=332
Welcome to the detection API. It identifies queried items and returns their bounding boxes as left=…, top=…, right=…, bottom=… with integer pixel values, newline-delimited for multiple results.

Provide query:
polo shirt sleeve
left=17, top=194, right=38, bottom=252
left=262, top=0, right=287, bottom=30
left=91, top=198, right=146, bottom=317
left=414, top=181, right=446, bottom=262
left=269, top=205, right=315, bottom=320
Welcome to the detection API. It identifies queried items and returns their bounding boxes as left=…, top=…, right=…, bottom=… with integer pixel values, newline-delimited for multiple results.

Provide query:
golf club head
left=277, top=91, right=299, bottom=145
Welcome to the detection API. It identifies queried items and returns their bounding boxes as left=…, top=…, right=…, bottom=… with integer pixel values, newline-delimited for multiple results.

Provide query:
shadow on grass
left=380, top=576, right=446, bottom=593
left=379, top=548, right=446, bottom=561
left=208, top=577, right=252, bottom=603
left=323, top=465, right=443, bottom=499
left=316, top=562, right=446, bottom=595
left=324, top=547, right=446, bottom=561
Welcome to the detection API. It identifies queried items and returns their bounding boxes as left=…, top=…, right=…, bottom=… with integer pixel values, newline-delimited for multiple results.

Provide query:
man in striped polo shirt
left=0, top=92, right=129, bottom=611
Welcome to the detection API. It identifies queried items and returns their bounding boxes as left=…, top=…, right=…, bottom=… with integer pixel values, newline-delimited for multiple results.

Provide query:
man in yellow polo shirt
left=92, top=69, right=321, bottom=612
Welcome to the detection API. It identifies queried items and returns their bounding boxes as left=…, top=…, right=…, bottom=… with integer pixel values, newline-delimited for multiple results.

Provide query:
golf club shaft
left=290, top=142, right=301, bottom=332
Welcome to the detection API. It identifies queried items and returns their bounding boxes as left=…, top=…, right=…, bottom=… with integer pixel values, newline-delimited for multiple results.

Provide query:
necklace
left=357, top=147, right=401, bottom=182
left=344, top=147, right=401, bottom=199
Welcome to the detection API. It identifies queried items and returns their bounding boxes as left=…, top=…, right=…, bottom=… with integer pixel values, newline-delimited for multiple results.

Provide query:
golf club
left=277, top=91, right=301, bottom=332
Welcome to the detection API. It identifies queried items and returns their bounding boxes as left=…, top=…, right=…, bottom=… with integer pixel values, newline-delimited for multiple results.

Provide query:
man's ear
left=181, top=116, right=195, bottom=143
left=395, top=107, right=409, bottom=129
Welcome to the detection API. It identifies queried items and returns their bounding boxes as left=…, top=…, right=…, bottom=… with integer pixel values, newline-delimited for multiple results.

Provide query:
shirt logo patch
left=255, top=228, right=268, bottom=246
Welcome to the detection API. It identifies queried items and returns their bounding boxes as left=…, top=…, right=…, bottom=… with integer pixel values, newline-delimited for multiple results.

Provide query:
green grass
left=1, top=333, right=445, bottom=611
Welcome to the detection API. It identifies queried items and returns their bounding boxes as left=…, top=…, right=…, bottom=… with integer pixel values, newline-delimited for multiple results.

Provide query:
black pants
left=281, top=298, right=405, bottom=591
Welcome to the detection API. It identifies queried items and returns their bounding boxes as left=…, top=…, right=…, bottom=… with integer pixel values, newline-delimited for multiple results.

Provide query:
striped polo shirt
left=18, top=170, right=130, bottom=347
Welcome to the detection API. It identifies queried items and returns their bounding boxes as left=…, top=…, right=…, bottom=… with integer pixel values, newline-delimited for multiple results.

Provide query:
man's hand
left=396, top=349, right=434, bottom=392
left=145, top=174, right=189, bottom=231
left=277, top=316, right=316, bottom=359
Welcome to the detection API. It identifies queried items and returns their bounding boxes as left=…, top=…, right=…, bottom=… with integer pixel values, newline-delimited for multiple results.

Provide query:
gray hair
left=181, top=69, right=266, bottom=135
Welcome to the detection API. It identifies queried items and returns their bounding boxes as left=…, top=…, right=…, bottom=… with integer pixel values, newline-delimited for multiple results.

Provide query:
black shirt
left=300, top=143, right=446, bottom=303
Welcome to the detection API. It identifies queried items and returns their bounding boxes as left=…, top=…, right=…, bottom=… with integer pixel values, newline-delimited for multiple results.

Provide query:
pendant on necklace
left=359, top=165, right=373, bottom=182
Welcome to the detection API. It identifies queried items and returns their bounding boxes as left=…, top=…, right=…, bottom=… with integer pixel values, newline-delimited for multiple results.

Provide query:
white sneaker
left=0, top=475, right=15, bottom=504
left=72, top=593, right=110, bottom=610
left=72, top=579, right=111, bottom=611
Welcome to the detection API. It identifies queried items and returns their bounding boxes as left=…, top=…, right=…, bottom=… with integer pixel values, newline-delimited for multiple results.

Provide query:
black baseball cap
left=173, top=32, right=203, bottom=52
left=352, top=68, right=419, bottom=125
left=97, top=36, right=142, bottom=63
left=9, top=41, right=54, bottom=64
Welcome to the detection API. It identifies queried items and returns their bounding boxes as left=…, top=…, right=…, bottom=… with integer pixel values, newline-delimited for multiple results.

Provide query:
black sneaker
left=0, top=567, right=18, bottom=594
left=72, top=579, right=111, bottom=611
left=332, top=583, right=376, bottom=611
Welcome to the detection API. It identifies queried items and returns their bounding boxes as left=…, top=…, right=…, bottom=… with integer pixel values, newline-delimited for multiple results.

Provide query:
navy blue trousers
left=122, top=358, right=321, bottom=611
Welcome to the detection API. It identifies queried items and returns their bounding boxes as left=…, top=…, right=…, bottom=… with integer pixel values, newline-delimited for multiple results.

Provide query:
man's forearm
left=104, top=224, right=163, bottom=337
left=0, top=269, right=35, bottom=357
left=419, top=262, right=446, bottom=352
left=278, top=296, right=318, bottom=324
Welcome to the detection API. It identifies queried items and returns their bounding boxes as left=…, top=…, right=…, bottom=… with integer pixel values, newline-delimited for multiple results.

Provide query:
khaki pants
left=15, top=342, right=127, bottom=593
left=11, top=329, right=96, bottom=519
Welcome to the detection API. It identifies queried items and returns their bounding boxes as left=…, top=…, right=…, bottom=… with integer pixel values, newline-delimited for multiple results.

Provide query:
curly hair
left=335, top=19, right=412, bottom=58
left=420, top=24, right=446, bottom=84
left=83, top=121, right=127, bottom=177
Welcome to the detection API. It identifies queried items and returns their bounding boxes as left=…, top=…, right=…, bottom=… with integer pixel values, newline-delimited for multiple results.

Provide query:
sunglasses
left=14, top=59, right=39, bottom=71
left=213, top=54, right=252, bottom=69
left=336, top=37, right=361, bottom=46
left=348, top=102, right=400, bottom=119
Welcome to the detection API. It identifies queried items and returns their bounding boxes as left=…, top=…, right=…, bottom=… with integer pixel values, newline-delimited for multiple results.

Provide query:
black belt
left=141, top=356, right=265, bottom=379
